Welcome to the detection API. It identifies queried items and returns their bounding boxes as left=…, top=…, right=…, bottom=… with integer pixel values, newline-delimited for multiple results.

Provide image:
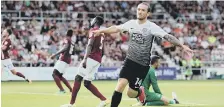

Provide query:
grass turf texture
left=2, top=80, right=224, bottom=107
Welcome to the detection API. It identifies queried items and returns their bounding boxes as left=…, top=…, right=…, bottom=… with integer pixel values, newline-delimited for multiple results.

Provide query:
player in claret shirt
left=1, top=28, right=32, bottom=83
left=50, top=29, right=74, bottom=94
left=60, top=16, right=108, bottom=107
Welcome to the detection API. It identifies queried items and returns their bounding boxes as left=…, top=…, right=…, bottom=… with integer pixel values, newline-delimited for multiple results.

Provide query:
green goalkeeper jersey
left=142, top=67, right=162, bottom=94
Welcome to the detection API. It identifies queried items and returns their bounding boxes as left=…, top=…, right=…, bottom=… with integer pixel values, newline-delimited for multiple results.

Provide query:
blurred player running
left=60, top=16, right=108, bottom=107
left=92, top=2, right=193, bottom=107
left=50, top=29, right=73, bottom=93
left=1, top=28, right=32, bottom=83
left=132, top=56, right=179, bottom=106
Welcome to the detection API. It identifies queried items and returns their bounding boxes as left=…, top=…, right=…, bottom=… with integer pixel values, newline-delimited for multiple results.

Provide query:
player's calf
left=60, top=76, right=72, bottom=92
left=11, top=69, right=31, bottom=83
left=70, top=75, right=83, bottom=105
left=84, top=80, right=107, bottom=101
left=58, top=73, right=72, bottom=93
left=52, top=69, right=65, bottom=92
left=11, top=70, right=25, bottom=79
left=111, top=78, right=128, bottom=107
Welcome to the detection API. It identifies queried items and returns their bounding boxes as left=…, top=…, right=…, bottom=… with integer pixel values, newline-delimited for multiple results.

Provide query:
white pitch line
left=3, top=92, right=209, bottom=106
left=2, top=92, right=135, bottom=101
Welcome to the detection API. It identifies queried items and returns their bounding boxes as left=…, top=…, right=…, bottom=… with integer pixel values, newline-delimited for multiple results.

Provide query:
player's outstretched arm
left=150, top=23, right=193, bottom=55
left=163, top=34, right=183, bottom=47
left=92, top=26, right=121, bottom=37
left=163, top=34, right=193, bottom=54
left=50, top=44, right=69, bottom=59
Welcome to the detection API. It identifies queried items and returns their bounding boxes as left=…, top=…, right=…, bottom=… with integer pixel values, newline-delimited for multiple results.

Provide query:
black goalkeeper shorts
left=119, top=58, right=149, bottom=91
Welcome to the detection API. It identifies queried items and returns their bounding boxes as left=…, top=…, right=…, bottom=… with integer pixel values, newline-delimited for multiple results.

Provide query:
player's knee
left=115, top=78, right=128, bottom=92
left=11, top=70, right=17, bottom=75
left=12, top=72, right=17, bottom=75
left=127, top=91, right=133, bottom=98
left=52, top=71, right=56, bottom=77
left=84, top=80, right=91, bottom=88
left=127, top=90, right=136, bottom=98
left=75, top=75, right=83, bottom=82
left=52, top=69, right=62, bottom=78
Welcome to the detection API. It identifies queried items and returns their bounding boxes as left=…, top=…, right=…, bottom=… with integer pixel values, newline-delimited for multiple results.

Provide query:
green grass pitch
left=1, top=80, right=224, bottom=107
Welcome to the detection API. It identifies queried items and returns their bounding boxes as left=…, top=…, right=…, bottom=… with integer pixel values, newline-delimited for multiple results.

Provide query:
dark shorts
left=119, top=58, right=149, bottom=91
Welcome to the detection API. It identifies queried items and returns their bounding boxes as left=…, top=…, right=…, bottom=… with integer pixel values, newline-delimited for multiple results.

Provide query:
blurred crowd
left=1, top=18, right=128, bottom=67
left=1, top=1, right=162, bottom=20
left=1, top=1, right=224, bottom=67
left=160, top=1, right=224, bottom=21
left=2, top=1, right=143, bottom=12
left=155, top=20, right=224, bottom=62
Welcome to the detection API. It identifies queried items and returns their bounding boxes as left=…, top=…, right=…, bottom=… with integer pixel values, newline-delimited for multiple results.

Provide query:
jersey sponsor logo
left=131, top=33, right=144, bottom=44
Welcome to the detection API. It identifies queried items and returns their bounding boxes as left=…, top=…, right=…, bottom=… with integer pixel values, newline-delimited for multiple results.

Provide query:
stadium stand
left=1, top=1, right=224, bottom=68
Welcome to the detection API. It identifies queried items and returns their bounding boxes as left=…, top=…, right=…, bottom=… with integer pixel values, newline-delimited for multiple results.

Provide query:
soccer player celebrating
left=1, top=28, right=32, bottom=83
left=93, top=2, right=193, bottom=107
left=50, top=29, right=73, bottom=93
left=60, top=16, right=108, bottom=107
left=132, top=55, right=179, bottom=106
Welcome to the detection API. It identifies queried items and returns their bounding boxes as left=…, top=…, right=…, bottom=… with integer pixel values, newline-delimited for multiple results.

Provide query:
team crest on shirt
left=142, top=28, right=148, bottom=34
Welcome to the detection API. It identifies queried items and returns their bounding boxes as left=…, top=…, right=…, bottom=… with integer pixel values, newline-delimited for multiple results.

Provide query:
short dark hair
left=7, top=28, right=12, bottom=35
left=66, top=29, right=73, bottom=37
left=50, top=26, right=56, bottom=30
left=150, top=55, right=160, bottom=65
left=95, top=16, right=104, bottom=26
left=139, top=2, right=151, bottom=12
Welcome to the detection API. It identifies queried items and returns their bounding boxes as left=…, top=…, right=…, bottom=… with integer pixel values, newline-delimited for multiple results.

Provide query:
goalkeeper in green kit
left=132, top=56, right=180, bottom=106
